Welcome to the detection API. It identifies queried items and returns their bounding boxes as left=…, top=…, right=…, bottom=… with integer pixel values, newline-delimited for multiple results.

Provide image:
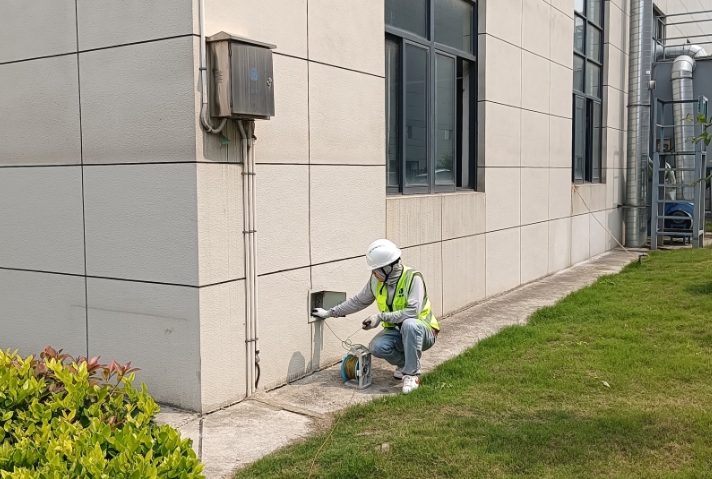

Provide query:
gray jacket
left=329, top=264, right=425, bottom=325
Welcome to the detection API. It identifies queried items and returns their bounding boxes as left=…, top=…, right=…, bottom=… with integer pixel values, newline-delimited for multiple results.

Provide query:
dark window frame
left=572, top=0, right=604, bottom=184
left=385, top=0, right=478, bottom=195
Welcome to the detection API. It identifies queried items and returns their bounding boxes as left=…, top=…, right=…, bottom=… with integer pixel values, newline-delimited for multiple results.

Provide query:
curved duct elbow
left=656, top=43, right=709, bottom=61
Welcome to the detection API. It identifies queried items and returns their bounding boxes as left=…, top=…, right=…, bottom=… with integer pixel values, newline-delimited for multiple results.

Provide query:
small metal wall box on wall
left=207, top=32, right=276, bottom=120
left=308, top=291, right=347, bottom=323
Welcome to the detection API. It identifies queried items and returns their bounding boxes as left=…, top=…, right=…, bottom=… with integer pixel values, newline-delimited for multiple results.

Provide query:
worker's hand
left=362, top=314, right=381, bottom=330
left=311, top=308, right=331, bottom=319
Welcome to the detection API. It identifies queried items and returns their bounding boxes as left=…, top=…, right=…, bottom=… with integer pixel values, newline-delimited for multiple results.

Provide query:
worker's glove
left=311, top=308, right=331, bottom=319
left=362, top=314, right=381, bottom=330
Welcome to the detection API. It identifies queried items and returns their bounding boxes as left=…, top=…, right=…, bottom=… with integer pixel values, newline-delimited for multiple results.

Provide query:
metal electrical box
left=207, top=32, right=275, bottom=120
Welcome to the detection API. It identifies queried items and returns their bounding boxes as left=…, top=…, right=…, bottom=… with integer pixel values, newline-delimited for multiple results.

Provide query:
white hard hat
left=366, top=239, right=401, bottom=270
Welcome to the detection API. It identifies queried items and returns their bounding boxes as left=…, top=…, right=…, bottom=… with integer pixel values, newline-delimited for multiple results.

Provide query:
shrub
left=0, top=347, right=204, bottom=479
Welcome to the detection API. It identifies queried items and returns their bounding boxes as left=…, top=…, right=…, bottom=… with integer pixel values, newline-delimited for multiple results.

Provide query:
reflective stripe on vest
left=374, top=267, right=440, bottom=331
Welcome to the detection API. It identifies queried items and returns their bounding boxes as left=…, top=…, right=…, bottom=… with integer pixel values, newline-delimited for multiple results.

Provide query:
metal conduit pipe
left=238, top=120, right=260, bottom=397
left=625, top=0, right=655, bottom=247
left=198, top=0, right=227, bottom=134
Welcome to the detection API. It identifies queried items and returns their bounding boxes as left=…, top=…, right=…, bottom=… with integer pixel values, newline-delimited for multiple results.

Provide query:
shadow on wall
left=287, top=352, right=306, bottom=382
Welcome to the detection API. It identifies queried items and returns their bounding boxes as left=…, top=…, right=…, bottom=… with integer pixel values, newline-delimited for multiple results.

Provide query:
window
left=654, top=8, right=666, bottom=45
left=385, top=0, right=477, bottom=194
left=572, top=0, right=604, bottom=183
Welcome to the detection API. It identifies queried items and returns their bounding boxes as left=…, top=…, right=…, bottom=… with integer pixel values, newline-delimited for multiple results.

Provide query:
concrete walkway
left=155, top=249, right=635, bottom=479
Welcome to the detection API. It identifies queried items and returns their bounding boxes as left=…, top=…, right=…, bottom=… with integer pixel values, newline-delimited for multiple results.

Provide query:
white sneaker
left=393, top=368, right=404, bottom=380
left=402, top=375, right=419, bottom=394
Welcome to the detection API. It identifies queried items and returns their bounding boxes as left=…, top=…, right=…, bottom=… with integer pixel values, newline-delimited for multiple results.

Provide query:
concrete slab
left=155, top=249, right=635, bottom=479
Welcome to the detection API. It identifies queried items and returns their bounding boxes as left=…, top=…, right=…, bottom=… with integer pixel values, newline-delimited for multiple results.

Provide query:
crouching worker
left=311, top=239, right=440, bottom=394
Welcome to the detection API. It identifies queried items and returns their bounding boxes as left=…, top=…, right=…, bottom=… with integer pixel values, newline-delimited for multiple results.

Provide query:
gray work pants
left=368, top=318, right=436, bottom=376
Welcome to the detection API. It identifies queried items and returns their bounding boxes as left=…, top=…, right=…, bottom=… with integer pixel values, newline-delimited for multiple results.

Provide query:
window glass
left=386, top=39, right=401, bottom=189
left=589, top=0, right=602, bottom=25
left=587, top=26, right=602, bottom=62
left=574, top=17, right=585, bottom=54
left=573, top=55, right=585, bottom=92
left=575, top=0, right=585, bottom=14
left=573, top=96, right=586, bottom=182
left=405, top=45, right=429, bottom=187
left=385, top=0, right=428, bottom=38
left=592, top=102, right=602, bottom=182
left=434, top=0, right=474, bottom=53
left=435, top=54, right=456, bottom=186
left=586, top=62, right=601, bottom=97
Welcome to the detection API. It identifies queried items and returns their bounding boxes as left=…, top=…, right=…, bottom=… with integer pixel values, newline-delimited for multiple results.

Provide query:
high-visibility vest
left=374, top=267, right=440, bottom=330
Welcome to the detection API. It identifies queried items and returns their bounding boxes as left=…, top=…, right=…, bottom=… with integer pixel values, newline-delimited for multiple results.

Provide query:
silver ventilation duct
left=671, top=55, right=697, bottom=200
left=625, top=0, right=654, bottom=247
left=655, top=43, right=708, bottom=61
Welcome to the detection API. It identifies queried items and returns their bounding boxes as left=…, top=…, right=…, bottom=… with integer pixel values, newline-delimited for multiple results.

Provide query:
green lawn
left=235, top=249, right=712, bottom=479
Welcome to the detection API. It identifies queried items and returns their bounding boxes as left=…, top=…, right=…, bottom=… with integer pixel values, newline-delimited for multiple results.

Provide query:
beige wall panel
left=79, top=37, right=196, bottom=164
left=606, top=167, right=625, bottom=206
left=199, top=280, right=246, bottom=412
left=205, top=0, right=307, bottom=58
left=86, top=278, right=201, bottom=411
left=256, top=268, right=313, bottom=390
left=441, top=192, right=486, bottom=240
left=571, top=213, right=590, bottom=264
left=84, top=164, right=199, bottom=285
left=483, top=101, right=522, bottom=167
left=77, top=0, right=194, bottom=50
left=522, top=51, right=551, bottom=114
left=386, top=195, right=442, bottom=248
left=310, top=165, right=385, bottom=264
left=0, top=269, right=86, bottom=357
left=550, top=6, right=575, bottom=68
left=0, top=0, right=76, bottom=63
left=550, top=62, right=573, bottom=118
left=523, top=0, right=552, bottom=59
left=606, top=2, right=628, bottom=53
left=549, top=168, right=573, bottom=219
left=308, top=0, right=384, bottom=77
left=482, top=35, right=522, bottom=107
left=0, top=56, right=81, bottom=166
left=401, top=242, right=443, bottom=318
left=442, top=234, right=486, bottom=313
left=590, top=183, right=608, bottom=211
left=605, top=208, right=624, bottom=249
left=197, top=164, right=244, bottom=286
left=612, top=0, right=629, bottom=15
left=548, top=216, right=572, bottom=273
left=0, top=167, right=85, bottom=275
left=486, top=227, right=521, bottom=296
left=485, top=167, right=521, bottom=231
left=604, top=86, right=626, bottom=131
left=256, top=165, right=310, bottom=275
left=604, top=43, right=628, bottom=93
left=311, top=257, right=380, bottom=370
left=309, top=63, right=385, bottom=166
left=253, top=55, right=309, bottom=165
left=550, top=116, right=573, bottom=168
left=605, top=127, right=626, bottom=170
left=521, top=221, right=549, bottom=283
left=521, top=167, right=550, bottom=225
left=521, top=110, right=551, bottom=168
left=589, top=211, right=607, bottom=257
left=572, top=184, right=592, bottom=216
left=480, top=0, right=523, bottom=46
left=549, top=0, right=574, bottom=18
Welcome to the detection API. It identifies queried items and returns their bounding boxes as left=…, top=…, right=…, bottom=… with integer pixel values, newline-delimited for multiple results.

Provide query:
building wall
left=0, top=0, right=203, bottom=411
left=3, top=0, right=711, bottom=413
